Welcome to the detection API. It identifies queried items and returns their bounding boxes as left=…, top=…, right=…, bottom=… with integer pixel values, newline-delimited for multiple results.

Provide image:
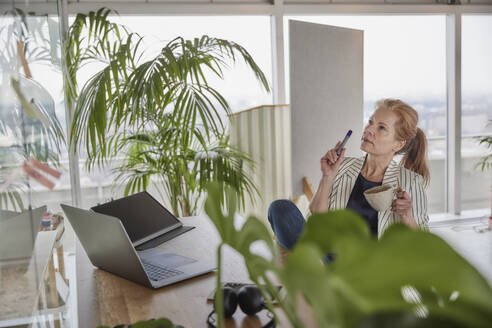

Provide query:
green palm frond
left=474, top=120, right=492, bottom=172
left=123, top=36, right=269, bottom=140
left=192, top=137, right=259, bottom=210
left=113, top=122, right=258, bottom=217
left=70, top=28, right=270, bottom=164
left=71, top=34, right=141, bottom=157
left=64, top=7, right=134, bottom=113
left=476, top=135, right=492, bottom=171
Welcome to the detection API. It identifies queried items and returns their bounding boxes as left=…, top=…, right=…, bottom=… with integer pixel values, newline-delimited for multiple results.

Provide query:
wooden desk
left=76, top=215, right=281, bottom=327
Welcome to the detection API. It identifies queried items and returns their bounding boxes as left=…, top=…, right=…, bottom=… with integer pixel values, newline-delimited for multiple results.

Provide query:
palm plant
left=114, top=114, right=258, bottom=216
left=67, top=9, right=269, bottom=215
left=477, top=136, right=492, bottom=171
left=475, top=121, right=492, bottom=172
left=475, top=121, right=492, bottom=223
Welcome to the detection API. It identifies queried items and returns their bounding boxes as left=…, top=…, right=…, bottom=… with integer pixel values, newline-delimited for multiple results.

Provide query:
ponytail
left=400, top=128, right=430, bottom=187
left=376, top=99, right=430, bottom=187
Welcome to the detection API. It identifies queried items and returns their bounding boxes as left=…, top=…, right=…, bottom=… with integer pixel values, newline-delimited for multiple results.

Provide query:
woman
left=268, top=99, right=430, bottom=251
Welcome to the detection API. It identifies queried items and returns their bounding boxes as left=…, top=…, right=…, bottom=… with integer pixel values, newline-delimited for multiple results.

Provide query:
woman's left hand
left=392, top=190, right=417, bottom=227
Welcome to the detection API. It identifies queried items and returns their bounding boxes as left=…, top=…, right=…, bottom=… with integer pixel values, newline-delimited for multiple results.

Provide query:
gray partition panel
left=290, top=20, right=364, bottom=197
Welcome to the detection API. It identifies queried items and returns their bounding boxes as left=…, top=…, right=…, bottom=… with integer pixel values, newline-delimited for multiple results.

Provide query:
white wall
left=289, top=20, right=363, bottom=197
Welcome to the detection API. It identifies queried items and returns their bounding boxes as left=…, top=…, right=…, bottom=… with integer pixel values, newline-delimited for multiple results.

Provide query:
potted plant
left=204, top=183, right=492, bottom=328
left=114, top=114, right=258, bottom=216
left=98, top=318, right=182, bottom=328
left=476, top=123, right=492, bottom=224
left=66, top=8, right=269, bottom=215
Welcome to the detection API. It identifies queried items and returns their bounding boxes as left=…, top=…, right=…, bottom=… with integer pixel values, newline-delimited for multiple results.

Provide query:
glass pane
left=0, top=8, right=75, bottom=327
left=461, top=15, right=492, bottom=212
left=284, top=15, right=446, bottom=213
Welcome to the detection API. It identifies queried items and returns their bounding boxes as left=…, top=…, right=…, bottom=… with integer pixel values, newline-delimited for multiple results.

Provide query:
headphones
left=207, top=285, right=275, bottom=327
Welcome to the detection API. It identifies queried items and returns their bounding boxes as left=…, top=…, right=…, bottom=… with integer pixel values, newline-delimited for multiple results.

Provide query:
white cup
left=363, top=184, right=398, bottom=212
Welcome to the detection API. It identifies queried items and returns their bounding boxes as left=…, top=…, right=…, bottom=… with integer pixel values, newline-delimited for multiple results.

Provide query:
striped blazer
left=328, top=156, right=429, bottom=238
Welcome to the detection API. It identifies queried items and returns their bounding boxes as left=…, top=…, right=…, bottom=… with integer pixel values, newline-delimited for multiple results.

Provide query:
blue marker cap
left=336, top=130, right=352, bottom=156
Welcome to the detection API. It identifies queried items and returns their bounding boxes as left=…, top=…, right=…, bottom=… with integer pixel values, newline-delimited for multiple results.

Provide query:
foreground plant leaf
left=291, top=211, right=492, bottom=327
left=205, top=185, right=492, bottom=328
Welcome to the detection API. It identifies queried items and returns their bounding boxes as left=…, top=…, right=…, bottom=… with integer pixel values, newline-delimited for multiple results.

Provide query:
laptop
left=0, top=206, right=46, bottom=262
left=61, top=204, right=215, bottom=288
left=91, top=191, right=194, bottom=250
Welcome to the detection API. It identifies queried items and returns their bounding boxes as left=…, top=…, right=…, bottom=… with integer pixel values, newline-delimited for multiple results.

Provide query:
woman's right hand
left=320, top=141, right=345, bottom=178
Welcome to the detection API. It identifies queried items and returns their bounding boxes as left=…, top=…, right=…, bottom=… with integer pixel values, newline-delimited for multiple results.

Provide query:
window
left=461, top=15, right=492, bottom=211
left=110, top=15, right=273, bottom=113
left=0, top=9, right=75, bottom=326
left=284, top=15, right=447, bottom=213
left=0, top=13, right=71, bottom=212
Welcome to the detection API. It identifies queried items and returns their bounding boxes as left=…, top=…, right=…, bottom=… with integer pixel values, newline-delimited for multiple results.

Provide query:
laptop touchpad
left=139, top=248, right=196, bottom=268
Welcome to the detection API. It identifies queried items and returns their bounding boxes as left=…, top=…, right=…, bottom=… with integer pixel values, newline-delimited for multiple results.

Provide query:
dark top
left=346, top=173, right=382, bottom=237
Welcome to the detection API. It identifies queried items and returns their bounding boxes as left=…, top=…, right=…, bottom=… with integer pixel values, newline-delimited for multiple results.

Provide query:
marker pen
left=336, top=130, right=352, bottom=156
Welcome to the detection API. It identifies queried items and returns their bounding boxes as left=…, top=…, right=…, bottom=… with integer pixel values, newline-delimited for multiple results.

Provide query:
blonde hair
left=376, top=98, right=430, bottom=186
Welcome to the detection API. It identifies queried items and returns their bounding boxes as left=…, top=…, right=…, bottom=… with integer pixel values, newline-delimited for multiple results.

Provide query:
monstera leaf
left=98, top=317, right=184, bottom=328
left=285, top=211, right=492, bottom=327
left=204, top=183, right=492, bottom=328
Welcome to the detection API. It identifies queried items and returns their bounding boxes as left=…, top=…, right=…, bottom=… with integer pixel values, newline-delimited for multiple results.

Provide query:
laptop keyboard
left=142, top=261, right=184, bottom=281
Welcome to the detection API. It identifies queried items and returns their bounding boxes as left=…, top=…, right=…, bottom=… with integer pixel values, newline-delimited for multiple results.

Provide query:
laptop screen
left=91, top=192, right=181, bottom=244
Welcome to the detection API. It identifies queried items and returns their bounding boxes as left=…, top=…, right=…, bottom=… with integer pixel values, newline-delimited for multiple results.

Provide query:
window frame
left=4, top=0, right=489, bottom=216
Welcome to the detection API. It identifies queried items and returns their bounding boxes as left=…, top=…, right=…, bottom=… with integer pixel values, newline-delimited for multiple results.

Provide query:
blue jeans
left=267, top=199, right=305, bottom=250
left=268, top=199, right=335, bottom=263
